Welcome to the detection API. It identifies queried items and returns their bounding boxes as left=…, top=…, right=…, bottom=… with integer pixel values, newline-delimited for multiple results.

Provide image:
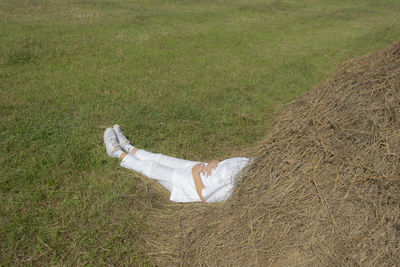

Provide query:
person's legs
left=134, top=149, right=199, bottom=169
left=113, top=124, right=199, bottom=169
left=105, top=127, right=179, bottom=192
left=120, top=154, right=175, bottom=192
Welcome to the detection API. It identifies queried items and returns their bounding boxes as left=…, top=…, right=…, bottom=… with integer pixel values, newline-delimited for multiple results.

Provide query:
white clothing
left=200, top=157, right=249, bottom=203
left=120, top=149, right=250, bottom=203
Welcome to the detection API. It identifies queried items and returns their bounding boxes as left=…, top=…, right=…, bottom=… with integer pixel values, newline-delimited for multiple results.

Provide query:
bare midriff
left=192, top=169, right=206, bottom=203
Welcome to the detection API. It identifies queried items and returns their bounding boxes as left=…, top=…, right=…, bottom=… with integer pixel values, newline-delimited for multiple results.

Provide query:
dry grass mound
left=145, top=41, right=400, bottom=266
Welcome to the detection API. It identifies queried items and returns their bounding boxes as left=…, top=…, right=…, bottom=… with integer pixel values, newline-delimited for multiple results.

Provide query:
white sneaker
left=104, top=128, right=121, bottom=158
left=113, top=124, right=130, bottom=146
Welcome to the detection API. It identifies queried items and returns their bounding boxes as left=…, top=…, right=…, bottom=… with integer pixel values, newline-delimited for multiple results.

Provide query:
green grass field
left=1, top=0, right=399, bottom=265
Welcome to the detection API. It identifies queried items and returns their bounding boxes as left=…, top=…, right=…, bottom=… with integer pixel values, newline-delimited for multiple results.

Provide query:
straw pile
left=144, top=41, right=400, bottom=266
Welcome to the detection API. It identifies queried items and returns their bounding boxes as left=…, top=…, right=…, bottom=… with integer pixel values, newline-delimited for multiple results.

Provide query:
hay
left=144, top=41, right=400, bottom=266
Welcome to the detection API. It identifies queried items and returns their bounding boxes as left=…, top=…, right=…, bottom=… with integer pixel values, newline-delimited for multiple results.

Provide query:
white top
left=170, top=157, right=250, bottom=203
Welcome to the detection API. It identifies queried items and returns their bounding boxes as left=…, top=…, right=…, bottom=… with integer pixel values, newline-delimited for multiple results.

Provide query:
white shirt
left=170, top=157, right=250, bottom=203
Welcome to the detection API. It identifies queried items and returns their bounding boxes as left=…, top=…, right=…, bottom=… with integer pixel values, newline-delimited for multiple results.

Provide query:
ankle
left=120, top=152, right=128, bottom=161
left=123, top=143, right=135, bottom=153
left=112, top=147, right=124, bottom=158
left=130, top=147, right=139, bottom=155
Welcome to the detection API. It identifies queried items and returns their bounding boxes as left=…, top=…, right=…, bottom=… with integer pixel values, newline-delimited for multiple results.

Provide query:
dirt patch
left=144, top=40, right=400, bottom=266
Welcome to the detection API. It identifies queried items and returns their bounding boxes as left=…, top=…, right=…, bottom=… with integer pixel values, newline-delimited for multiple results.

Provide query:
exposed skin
left=112, top=143, right=138, bottom=160
left=114, top=145, right=220, bottom=203
left=192, top=160, right=220, bottom=203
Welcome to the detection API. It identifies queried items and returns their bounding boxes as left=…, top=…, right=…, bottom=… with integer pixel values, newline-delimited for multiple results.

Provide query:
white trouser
left=120, top=149, right=199, bottom=192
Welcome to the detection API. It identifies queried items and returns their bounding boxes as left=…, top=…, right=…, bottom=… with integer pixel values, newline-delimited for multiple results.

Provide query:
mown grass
left=1, top=0, right=399, bottom=265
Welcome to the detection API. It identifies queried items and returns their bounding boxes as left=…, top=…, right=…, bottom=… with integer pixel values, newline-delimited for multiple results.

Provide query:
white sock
left=123, top=144, right=135, bottom=153
left=112, top=149, right=124, bottom=158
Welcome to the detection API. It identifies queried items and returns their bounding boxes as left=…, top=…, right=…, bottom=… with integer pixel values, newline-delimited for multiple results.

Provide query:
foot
left=113, top=124, right=136, bottom=153
left=104, top=128, right=122, bottom=158
left=113, top=124, right=131, bottom=145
